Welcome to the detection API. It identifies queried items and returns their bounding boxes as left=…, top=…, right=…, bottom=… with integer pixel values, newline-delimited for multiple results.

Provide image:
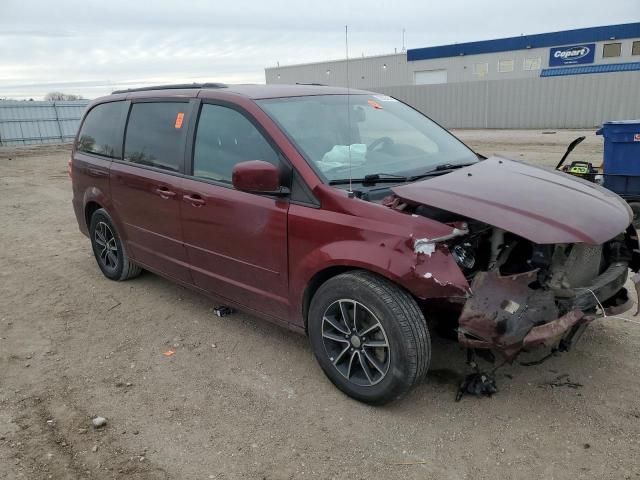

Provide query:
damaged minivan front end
left=452, top=227, right=634, bottom=360
left=387, top=157, right=639, bottom=361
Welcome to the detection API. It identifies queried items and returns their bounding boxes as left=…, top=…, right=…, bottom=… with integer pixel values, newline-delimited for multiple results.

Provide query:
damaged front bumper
left=457, top=262, right=631, bottom=360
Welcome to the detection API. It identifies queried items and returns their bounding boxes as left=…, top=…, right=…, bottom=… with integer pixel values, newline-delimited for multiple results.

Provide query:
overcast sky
left=1, top=0, right=638, bottom=99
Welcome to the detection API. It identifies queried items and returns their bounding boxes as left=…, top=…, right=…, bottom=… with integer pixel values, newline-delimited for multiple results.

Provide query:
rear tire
left=89, top=208, right=141, bottom=281
left=308, top=270, right=430, bottom=405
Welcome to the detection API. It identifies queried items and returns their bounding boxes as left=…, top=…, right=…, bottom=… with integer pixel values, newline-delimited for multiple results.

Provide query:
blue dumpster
left=597, top=120, right=640, bottom=196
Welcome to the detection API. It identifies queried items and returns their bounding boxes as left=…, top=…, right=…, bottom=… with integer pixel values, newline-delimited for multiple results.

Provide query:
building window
left=473, top=63, right=489, bottom=76
left=414, top=69, right=447, bottom=85
left=498, top=59, right=514, bottom=73
left=603, top=42, right=622, bottom=58
left=633, top=41, right=640, bottom=56
left=523, top=57, right=542, bottom=71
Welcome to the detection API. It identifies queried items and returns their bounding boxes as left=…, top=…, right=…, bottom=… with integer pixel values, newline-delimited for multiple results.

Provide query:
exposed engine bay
left=448, top=218, right=634, bottom=359
left=385, top=197, right=638, bottom=361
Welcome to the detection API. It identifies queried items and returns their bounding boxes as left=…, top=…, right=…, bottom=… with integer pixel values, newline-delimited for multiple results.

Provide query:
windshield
left=257, top=94, right=478, bottom=183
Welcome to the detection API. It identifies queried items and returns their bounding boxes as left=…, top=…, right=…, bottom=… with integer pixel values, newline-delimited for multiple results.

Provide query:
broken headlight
left=452, top=243, right=476, bottom=270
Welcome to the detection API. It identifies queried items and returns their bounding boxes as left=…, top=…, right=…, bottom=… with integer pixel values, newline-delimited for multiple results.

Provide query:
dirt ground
left=1, top=129, right=639, bottom=480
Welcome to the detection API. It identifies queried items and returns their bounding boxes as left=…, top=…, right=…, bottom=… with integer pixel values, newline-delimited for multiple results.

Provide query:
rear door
left=180, top=101, right=289, bottom=318
left=110, top=100, right=194, bottom=283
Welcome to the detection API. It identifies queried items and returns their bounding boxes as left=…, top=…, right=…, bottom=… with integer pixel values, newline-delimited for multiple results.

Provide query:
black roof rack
left=112, top=82, right=227, bottom=94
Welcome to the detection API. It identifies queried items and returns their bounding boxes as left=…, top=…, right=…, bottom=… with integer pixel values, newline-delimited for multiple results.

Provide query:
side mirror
left=232, top=160, right=289, bottom=196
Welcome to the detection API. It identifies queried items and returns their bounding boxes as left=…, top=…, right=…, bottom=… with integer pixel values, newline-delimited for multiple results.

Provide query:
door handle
left=88, top=167, right=108, bottom=178
left=154, top=187, right=177, bottom=199
left=183, top=194, right=206, bottom=207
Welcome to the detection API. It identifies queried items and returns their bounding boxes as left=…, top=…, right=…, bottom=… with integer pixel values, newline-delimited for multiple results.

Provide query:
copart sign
left=549, top=44, right=595, bottom=66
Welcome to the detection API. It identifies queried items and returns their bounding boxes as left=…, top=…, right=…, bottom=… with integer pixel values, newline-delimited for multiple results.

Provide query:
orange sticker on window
left=367, top=99, right=383, bottom=110
left=174, top=112, right=185, bottom=129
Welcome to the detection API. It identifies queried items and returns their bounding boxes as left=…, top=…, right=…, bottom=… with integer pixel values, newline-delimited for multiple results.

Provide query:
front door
left=110, top=100, right=193, bottom=283
left=180, top=103, right=289, bottom=318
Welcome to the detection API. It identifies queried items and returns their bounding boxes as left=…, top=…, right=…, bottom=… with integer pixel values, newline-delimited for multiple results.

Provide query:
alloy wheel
left=321, top=299, right=390, bottom=387
left=94, top=221, right=118, bottom=271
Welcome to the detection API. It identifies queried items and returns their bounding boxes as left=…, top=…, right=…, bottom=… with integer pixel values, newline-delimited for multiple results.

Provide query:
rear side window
left=76, top=101, right=127, bottom=158
left=124, top=102, right=189, bottom=172
left=193, top=104, right=279, bottom=183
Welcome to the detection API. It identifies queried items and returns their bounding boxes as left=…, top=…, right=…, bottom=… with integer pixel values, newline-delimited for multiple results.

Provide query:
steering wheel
left=368, top=136, right=394, bottom=152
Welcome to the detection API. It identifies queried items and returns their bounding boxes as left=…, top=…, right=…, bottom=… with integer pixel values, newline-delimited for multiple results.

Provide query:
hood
left=392, top=157, right=631, bottom=245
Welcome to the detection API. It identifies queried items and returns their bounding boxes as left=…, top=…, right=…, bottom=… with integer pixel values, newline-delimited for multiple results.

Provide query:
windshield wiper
left=329, top=164, right=476, bottom=186
left=408, top=162, right=476, bottom=181
left=329, top=173, right=408, bottom=186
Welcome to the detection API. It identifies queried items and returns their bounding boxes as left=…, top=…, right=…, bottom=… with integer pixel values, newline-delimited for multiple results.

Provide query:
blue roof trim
left=407, top=23, right=640, bottom=61
left=540, top=62, right=640, bottom=77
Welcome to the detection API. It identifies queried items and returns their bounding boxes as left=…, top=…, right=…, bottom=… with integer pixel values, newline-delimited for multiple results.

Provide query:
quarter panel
left=72, top=152, right=112, bottom=235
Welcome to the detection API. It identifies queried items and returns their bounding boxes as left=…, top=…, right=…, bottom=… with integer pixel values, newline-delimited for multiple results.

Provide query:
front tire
left=308, top=270, right=430, bottom=405
left=89, top=208, right=141, bottom=281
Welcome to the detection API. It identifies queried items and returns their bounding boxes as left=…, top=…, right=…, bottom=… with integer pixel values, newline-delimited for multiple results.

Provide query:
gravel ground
left=1, top=130, right=639, bottom=480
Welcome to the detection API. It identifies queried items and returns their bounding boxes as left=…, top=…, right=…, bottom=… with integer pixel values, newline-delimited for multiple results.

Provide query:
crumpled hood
left=392, top=156, right=632, bottom=244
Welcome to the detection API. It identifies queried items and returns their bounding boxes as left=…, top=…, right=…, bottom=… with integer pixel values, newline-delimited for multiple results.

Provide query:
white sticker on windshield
left=373, top=95, right=397, bottom=102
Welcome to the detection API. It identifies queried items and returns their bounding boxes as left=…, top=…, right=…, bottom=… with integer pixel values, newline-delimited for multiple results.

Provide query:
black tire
left=629, top=202, right=640, bottom=230
left=308, top=270, right=430, bottom=405
left=89, top=208, right=142, bottom=281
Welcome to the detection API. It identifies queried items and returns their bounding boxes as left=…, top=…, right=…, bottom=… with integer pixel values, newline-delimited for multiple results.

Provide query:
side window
left=76, top=101, right=126, bottom=158
left=124, top=102, right=188, bottom=172
left=193, top=104, right=279, bottom=183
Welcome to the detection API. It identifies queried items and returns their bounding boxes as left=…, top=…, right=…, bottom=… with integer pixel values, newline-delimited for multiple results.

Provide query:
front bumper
left=457, top=262, right=630, bottom=360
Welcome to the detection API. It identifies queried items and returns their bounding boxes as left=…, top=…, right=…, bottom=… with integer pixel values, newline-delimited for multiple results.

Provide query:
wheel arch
left=302, top=266, right=354, bottom=333
left=82, top=189, right=127, bottom=244
left=85, top=200, right=103, bottom=229
left=294, top=241, right=469, bottom=333
left=301, top=264, right=420, bottom=334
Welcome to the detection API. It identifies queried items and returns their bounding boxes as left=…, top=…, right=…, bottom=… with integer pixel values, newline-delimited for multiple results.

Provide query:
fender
left=287, top=198, right=471, bottom=327
left=291, top=239, right=469, bottom=307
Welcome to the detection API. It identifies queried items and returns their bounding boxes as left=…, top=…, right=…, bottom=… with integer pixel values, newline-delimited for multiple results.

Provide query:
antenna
left=345, top=25, right=354, bottom=198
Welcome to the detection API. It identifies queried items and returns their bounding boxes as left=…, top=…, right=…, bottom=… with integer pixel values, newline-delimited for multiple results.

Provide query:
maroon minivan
left=71, top=83, right=638, bottom=404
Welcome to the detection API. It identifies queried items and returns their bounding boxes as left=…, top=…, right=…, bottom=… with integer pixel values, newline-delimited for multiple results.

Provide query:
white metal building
left=266, top=23, right=640, bottom=88
left=264, top=23, right=640, bottom=128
